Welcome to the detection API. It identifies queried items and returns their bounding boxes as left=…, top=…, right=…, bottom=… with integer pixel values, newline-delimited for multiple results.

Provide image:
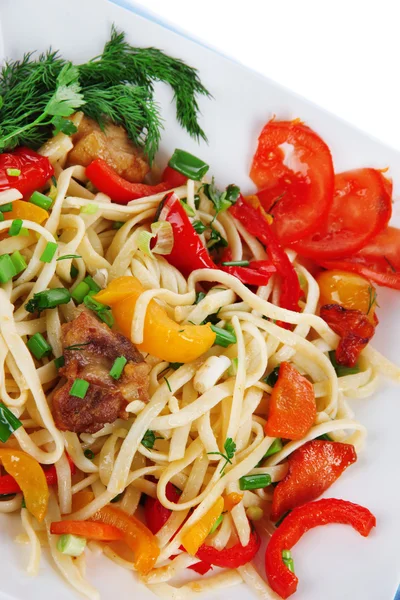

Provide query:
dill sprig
left=0, top=27, right=210, bottom=161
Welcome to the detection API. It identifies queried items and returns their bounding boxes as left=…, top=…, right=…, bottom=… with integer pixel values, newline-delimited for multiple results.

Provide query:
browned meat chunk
left=68, top=116, right=150, bottom=183
left=52, top=311, right=150, bottom=433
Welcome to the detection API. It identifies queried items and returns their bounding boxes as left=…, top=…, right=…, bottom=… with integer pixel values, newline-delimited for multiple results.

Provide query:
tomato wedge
left=293, top=169, right=392, bottom=259
left=319, top=226, right=400, bottom=290
left=251, top=120, right=334, bottom=244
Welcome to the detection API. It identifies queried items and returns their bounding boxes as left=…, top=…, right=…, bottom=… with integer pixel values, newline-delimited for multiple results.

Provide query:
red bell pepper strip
left=271, top=440, right=357, bottom=521
left=229, top=195, right=302, bottom=311
left=0, top=147, right=54, bottom=198
left=86, top=159, right=174, bottom=205
left=222, top=260, right=277, bottom=287
left=0, top=454, right=76, bottom=495
left=196, top=530, right=261, bottom=568
left=265, top=498, right=376, bottom=598
left=50, top=520, right=124, bottom=541
left=162, top=165, right=188, bottom=188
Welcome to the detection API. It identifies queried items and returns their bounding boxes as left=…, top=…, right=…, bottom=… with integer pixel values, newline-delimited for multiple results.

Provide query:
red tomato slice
left=319, top=226, right=400, bottom=289
left=250, top=120, right=334, bottom=244
left=292, top=169, right=392, bottom=259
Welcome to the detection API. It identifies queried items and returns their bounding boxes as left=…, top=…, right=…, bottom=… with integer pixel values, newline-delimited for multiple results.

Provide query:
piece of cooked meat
left=52, top=310, right=150, bottom=433
left=67, top=116, right=150, bottom=183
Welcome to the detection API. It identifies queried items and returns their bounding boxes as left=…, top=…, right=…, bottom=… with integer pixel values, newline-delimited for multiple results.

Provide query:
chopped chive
left=0, top=213, right=4, bottom=222
left=10, top=250, right=27, bottom=274
left=71, top=281, right=90, bottom=304
left=70, top=265, right=79, bottom=279
left=80, top=203, right=98, bottom=214
left=110, top=493, right=124, bottom=503
left=97, top=308, right=114, bottom=328
left=239, top=473, right=272, bottom=491
left=40, top=242, right=58, bottom=263
left=29, top=190, right=52, bottom=211
left=84, top=449, right=95, bottom=460
left=180, top=199, right=195, bottom=217
left=282, top=549, right=292, bottom=560
left=6, top=168, right=20, bottom=177
left=192, top=220, right=207, bottom=234
left=64, top=343, right=92, bottom=352
left=21, top=496, right=26, bottom=508
left=328, top=351, right=360, bottom=377
left=69, top=379, right=89, bottom=399
left=109, top=356, right=127, bottom=380
left=221, top=260, right=250, bottom=267
left=0, top=403, right=22, bottom=443
left=195, top=291, right=206, bottom=304
left=210, top=324, right=236, bottom=348
left=57, top=533, right=86, bottom=557
left=83, top=276, right=101, bottom=293
left=0, top=203, right=12, bottom=212
left=170, top=362, right=183, bottom=370
left=57, top=254, right=82, bottom=261
left=264, top=438, right=283, bottom=457
left=168, top=149, right=209, bottom=181
left=264, top=365, right=280, bottom=387
left=194, top=194, right=201, bottom=210
left=9, top=219, right=22, bottom=236
left=27, top=333, right=52, bottom=360
left=25, top=288, right=71, bottom=313
left=54, top=355, right=65, bottom=370
left=19, top=227, right=30, bottom=237
left=112, top=221, right=125, bottom=230
left=0, top=254, right=17, bottom=283
left=282, top=551, right=295, bottom=573
left=51, top=175, right=57, bottom=187
left=164, top=376, right=172, bottom=392
left=209, top=514, right=223, bottom=535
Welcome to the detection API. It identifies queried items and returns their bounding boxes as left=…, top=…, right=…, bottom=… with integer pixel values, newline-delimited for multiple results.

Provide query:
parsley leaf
left=45, top=64, right=85, bottom=117
left=207, top=227, right=228, bottom=250
left=203, top=179, right=240, bottom=219
left=208, top=437, right=237, bottom=474
left=141, top=430, right=163, bottom=449
left=51, top=115, right=78, bottom=136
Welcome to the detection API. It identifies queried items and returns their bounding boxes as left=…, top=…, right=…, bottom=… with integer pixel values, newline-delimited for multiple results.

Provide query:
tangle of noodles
left=0, top=131, right=398, bottom=600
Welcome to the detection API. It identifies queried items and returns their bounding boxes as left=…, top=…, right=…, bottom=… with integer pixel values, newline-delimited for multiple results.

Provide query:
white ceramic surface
left=0, top=1, right=399, bottom=599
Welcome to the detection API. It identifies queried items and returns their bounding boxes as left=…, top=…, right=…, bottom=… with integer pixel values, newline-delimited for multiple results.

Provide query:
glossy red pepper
left=0, top=454, right=76, bottom=495
left=271, top=440, right=357, bottom=521
left=230, top=195, right=302, bottom=312
left=265, top=498, right=376, bottom=598
left=162, top=165, right=188, bottom=188
left=196, top=530, right=261, bottom=568
left=86, top=159, right=174, bottom=204
left=222, top=260, right=276, bottom=287
left=0, top=147, right=54, bottom=198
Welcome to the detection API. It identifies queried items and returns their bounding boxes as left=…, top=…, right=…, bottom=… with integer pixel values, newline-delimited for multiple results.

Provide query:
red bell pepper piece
left=265, top=498, right=376, bottom=598
left=0, top=454, right=76, bottom=495
left=229, top=195, right=302, bottom=312
left=0, top=147, right=54, bottom=198
left=222, top=260, right=276, bottom=287
left=162, top=165, right=188, bottom=188
left=196, top=530, right=261, bottom=568
left=86, top=159, right=174, bottom=205
left=265, top=362, right=316, bottom=440
left=271, top=440, right=357, bottom=521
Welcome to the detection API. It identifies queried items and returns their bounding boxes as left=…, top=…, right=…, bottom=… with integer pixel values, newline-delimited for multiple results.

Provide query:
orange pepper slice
left=316, top=269, right=377, bottom=323
left=223, top=492, right=243, bottom=512
left=91, top=505, right=159, bottom=575
left=181, top=496, right=224, bottom=555
left=71, top=490, right=95, bottom=513
left=0, top=449, right=49, bottom=522
left=4, top=200, right=49, bottom=225
left=94, top=276, right=216, bottom=363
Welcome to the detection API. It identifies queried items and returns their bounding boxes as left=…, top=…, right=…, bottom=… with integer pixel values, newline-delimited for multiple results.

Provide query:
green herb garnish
left=208, top=437, right=236, bottom=474
left=141, top=430, right=163, bottom=449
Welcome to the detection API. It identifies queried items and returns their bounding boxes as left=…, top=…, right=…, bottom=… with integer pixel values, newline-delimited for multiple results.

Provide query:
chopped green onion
left=246, top=506, right=264, bottom=521
left=110, top=493, right=124, bottom=503
left=25, top=288, right=72, bottom=313
left=168, top=149, right=209, bottom=181
left=239, top=473, right=272, bottom=491
left=70, top=265, right=79, bottom=279
left=54, top=356, right=65, bottom=370
left=0, top=203, right=12, bottom=212
left=0, top=254, right=17, bottom=283
left=195, top=291, right=206, bottom=304
left=265, top=438, right=283, bottom=457
left=282, top=550, right=295, bottom=573
left=211, top=324, right=237, bottom=348
left=192, top=220, right=207, bottom=234
left=69, top=379, right=89, bottom=399
left=83, top=276, right=101, bottom=293
left=57, top=534, right=86, bottom=557
left=83, top=292, right=114, bottom=327
left=6, top=168, right=21, bottom=177
left=297, top=271, right=307, bottom=290
left=282, top=549, right=292, bottom=560
left=209, top=514, right=223, bottom=534
left=316, top=433, right=332, bottom=441
left=170, top=362, right=183, bottom=370
left=57, top=254, right=82, bottom=261
left=19, top=227, right=29, bottom=237
left=27, top=333, right=52, bottom=360
left=225, top=323, right=235, bottom=336
left=84, top=449, right=95, bottom=460
left=0, top=213, right=4, bottom=222
left=0, top=403, right=22, bottom=443
left=48, top=185, right=57, bottom=202
left=264, top=365, right=280, bottom=387
left=228, top=357, right=238, bottom=377
left=40, top=242, right=58, bottom=263
left=9, top=219, right=22, bottom=236
left=180, top=199, right=195, bottom=217
left=328, top=351, right=360, bottom=377
left=194, top=194, right=201, bottom=210
left=221, top=260, right=249, bottom=267
left=10, top=250, right=27, bottom=274
left=71, top=281, right=90, bottom=304
left=29, top=190, right=52, bottom=211
left=97, top=309, right=114, bottom=328
left=80, top=203, right=98, bottom=214
left=112, top=221, right=125, bottom=230
left=138, top=230, right=154, bottom=257
left=109, top=356, right=127, bottom=380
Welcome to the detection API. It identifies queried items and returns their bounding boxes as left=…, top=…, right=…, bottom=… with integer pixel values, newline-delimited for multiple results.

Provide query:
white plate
left=0, top=1, right=399, bottom=599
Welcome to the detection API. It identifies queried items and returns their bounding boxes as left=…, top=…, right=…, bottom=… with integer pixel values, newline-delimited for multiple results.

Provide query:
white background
left=131, top=0, right=400, bottom=153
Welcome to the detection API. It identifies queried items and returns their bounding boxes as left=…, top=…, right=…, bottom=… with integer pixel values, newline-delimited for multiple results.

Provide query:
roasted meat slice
left=52, top=311, right=150, bottom=433
left=68, top=116, right=150, bottom=183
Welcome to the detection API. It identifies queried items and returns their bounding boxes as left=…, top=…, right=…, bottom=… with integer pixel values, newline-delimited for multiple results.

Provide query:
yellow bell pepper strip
left=223, top=492, right=243, bottom=512
left=0, top=449, right=49, bottom=522
left=94, top=276, right=216, bottom=363
left=3, top=200, right=49, bottom=225
left=181, top=496, right=224, bottom=555
left=71, top=490, right=95, bottom=513
left=91, top=505, right=159, bottom=575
